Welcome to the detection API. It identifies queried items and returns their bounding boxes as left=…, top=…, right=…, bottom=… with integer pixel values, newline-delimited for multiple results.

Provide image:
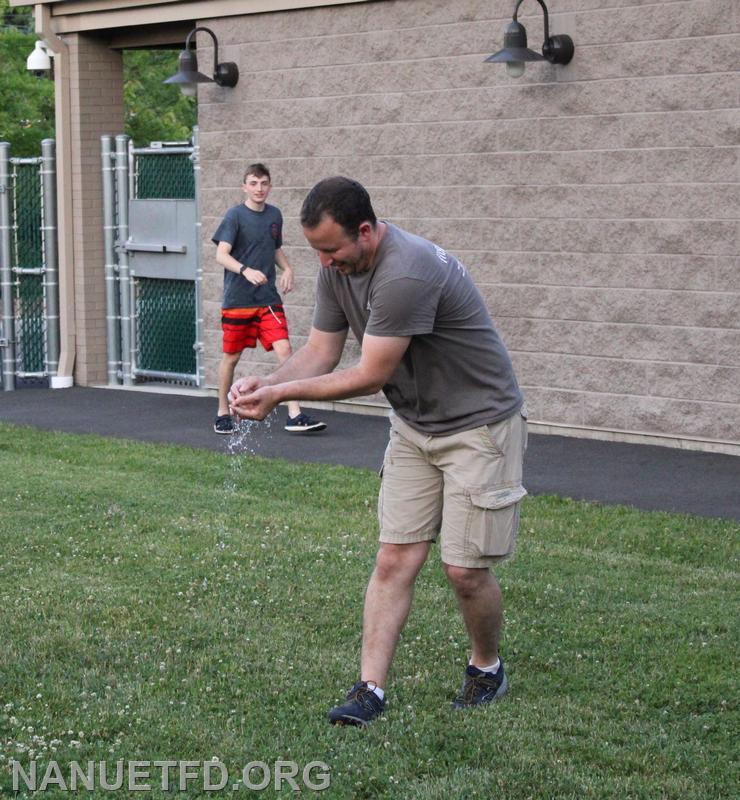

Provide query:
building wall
left=196, top=0, right=740, bottom=448
left=67, top=33, right=125, bottom=385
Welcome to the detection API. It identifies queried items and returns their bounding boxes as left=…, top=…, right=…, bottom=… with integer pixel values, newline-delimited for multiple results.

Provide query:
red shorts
left=221, top=305, right=289, bottom=354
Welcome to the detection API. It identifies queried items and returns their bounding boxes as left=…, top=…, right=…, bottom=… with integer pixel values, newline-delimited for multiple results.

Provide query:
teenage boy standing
left=211, top=163, right=325, bottom=435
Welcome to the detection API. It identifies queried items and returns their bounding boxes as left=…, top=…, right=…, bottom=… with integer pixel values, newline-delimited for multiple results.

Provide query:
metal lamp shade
left=163, top=49, right=214, bottom=87
left=485, top=20, right=545, bottom=64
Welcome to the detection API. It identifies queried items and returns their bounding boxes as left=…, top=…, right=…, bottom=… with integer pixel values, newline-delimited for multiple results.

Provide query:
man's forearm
left=272, top=363, right=382, bottom=405
left=261, top=342, right=339, bottom=387
left=267, top=331, right=407, bottom=403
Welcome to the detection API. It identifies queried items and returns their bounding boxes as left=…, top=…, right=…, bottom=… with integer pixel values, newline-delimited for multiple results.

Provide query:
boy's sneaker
left=284, top=412, right=326, bottom=433
left=213, top=414, right=235, bottom=435
left=328, top=681, right=385, bottom=727
left=452, top=661, right=508, bottom=709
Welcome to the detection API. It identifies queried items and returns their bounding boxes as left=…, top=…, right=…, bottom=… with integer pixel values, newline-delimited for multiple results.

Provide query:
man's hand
left=230, top=385, right=279, bottom=421
left=278, top=267, right=294, bottom=294
left=242, top=267, right=268, bottom=286
left=228, top=375, right=263, bottom=406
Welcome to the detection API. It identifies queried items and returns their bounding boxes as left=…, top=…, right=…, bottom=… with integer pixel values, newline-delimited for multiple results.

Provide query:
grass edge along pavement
left=0, top=423, right=737, bottom=799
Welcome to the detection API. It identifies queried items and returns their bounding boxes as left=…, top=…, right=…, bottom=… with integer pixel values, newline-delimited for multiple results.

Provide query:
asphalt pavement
left=1, top=386, right=738, bottom=521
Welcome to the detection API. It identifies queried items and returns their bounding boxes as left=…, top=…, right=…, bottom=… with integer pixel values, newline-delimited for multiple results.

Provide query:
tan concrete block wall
left=67, top=33, right=124, bottom=385
left=198, top=0, right=740, bottom=446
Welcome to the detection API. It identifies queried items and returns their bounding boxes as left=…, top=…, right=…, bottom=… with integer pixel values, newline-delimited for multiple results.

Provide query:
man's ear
left=357, top=221, right=374, bottom=240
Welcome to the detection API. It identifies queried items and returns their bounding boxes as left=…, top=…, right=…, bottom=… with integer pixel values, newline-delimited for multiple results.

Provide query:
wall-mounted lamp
left=164, top=27, right=239, bottom=97
left=485, top=0, right=574, bottom=78
left=26, top=40, right=54, bottom=78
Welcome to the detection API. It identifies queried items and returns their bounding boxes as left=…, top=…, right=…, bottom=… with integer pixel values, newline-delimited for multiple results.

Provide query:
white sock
left=365, top=682, right=385, bottom=700
left=471, top=658, right=499, bottom=674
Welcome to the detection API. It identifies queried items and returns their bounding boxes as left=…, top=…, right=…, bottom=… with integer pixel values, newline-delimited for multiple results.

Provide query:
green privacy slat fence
left=15, top=274, right=45, bottom=373
left=11, top=163, right=46, bottom=374
left=135, top=154, right=195, bottom=200
left=135, top=277, right=196, bottom=375
left=12, top=163, right=42, bottom=268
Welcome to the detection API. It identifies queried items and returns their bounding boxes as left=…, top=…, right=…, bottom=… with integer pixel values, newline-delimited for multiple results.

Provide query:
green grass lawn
left=0, top=423, right=737, bottom=799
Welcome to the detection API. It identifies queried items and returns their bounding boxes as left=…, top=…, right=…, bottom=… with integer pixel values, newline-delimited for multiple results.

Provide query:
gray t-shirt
left=313, top=223, right=522, bottom=435
left=211, top=203, right=283, bottom=308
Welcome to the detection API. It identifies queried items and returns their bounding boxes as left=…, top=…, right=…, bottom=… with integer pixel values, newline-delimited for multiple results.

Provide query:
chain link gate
left=102, top=130, right=204, bottom=387
left=0, top=140, right=60, bottom=391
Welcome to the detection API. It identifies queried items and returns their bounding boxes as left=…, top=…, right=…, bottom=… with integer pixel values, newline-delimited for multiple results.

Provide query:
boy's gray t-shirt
left=312, top=223, right=523, bottom=435
left=211, top=203, right=283, bottom=308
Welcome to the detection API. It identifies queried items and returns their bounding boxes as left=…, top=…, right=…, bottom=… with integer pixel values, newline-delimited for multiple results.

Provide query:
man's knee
left=373, top=542, right=428, bottom=583
left=443, top=563, right=491, bottom=597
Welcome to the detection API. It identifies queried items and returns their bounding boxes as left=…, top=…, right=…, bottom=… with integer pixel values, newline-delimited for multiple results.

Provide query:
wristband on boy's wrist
left=239, top=264, right=247, bottom=276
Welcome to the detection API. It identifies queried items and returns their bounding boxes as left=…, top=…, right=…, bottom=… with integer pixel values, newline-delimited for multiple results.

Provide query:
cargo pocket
left=466, top=484, right=528, bottom=559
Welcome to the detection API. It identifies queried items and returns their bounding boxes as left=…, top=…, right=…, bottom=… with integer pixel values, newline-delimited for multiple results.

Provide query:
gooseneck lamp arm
left=186, top=27, right=219, bottom=73
left=514, top=0, right=550, bottom=41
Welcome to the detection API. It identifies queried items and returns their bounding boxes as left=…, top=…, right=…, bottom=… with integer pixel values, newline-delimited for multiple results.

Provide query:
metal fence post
left=101, top=136, right=121, bottom=385
left=40, top=138, right=60, bottom=384
left=115, top=134, right=133, bottom=385
left=0, top=142, right=15, bottom=391
left=191, top=125, right=204, bottom=388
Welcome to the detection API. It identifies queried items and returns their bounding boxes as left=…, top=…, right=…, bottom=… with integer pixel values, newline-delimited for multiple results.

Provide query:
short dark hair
left=300, top=176, right=377, bottom=239
left=243, top=163, right=271, bottom=183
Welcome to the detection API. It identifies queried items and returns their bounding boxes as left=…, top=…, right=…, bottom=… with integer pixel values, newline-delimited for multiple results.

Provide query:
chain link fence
left=134, top=151, right=195, bottom=200
left=135, top=276, right=196, bottom=375
left=11, top=162, right=46, bottom=376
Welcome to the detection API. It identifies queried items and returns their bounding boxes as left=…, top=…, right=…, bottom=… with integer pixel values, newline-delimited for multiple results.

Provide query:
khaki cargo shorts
left=378, top=406, right=528, bottom=568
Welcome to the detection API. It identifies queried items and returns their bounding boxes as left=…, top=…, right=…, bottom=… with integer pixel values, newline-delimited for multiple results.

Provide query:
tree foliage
left=1, top=0, right=31, bottom=31
left=0, top=3, right=54, bottom=155
left=0, top=1, right=196, bottom=155
left=123, top=49, right=196, bottom=146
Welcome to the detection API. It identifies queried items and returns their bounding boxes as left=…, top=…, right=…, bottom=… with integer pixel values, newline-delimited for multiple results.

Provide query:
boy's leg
left=218, top=307, right=260, bottom=425
left=217, top=350, right=242, bottom=416
left=270, top=338, right=301, bottom=419
left=260, top=307, right=325, bottom=432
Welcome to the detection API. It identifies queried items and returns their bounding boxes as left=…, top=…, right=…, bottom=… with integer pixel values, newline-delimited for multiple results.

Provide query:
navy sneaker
left=214, top=414, right=236, bottom=435
left=452, top=661, right=508, bottom=709
left=285, top=413, right=326, bottom=433
left=328, top=681, right=385, bottom=727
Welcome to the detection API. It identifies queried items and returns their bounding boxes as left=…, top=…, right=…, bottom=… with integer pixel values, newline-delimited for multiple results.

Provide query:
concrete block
left=641, top=147, right=739, bottom=185
left=621, top=110, right=738, bottom=149
left=648, top=364, right=740, bottom=405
